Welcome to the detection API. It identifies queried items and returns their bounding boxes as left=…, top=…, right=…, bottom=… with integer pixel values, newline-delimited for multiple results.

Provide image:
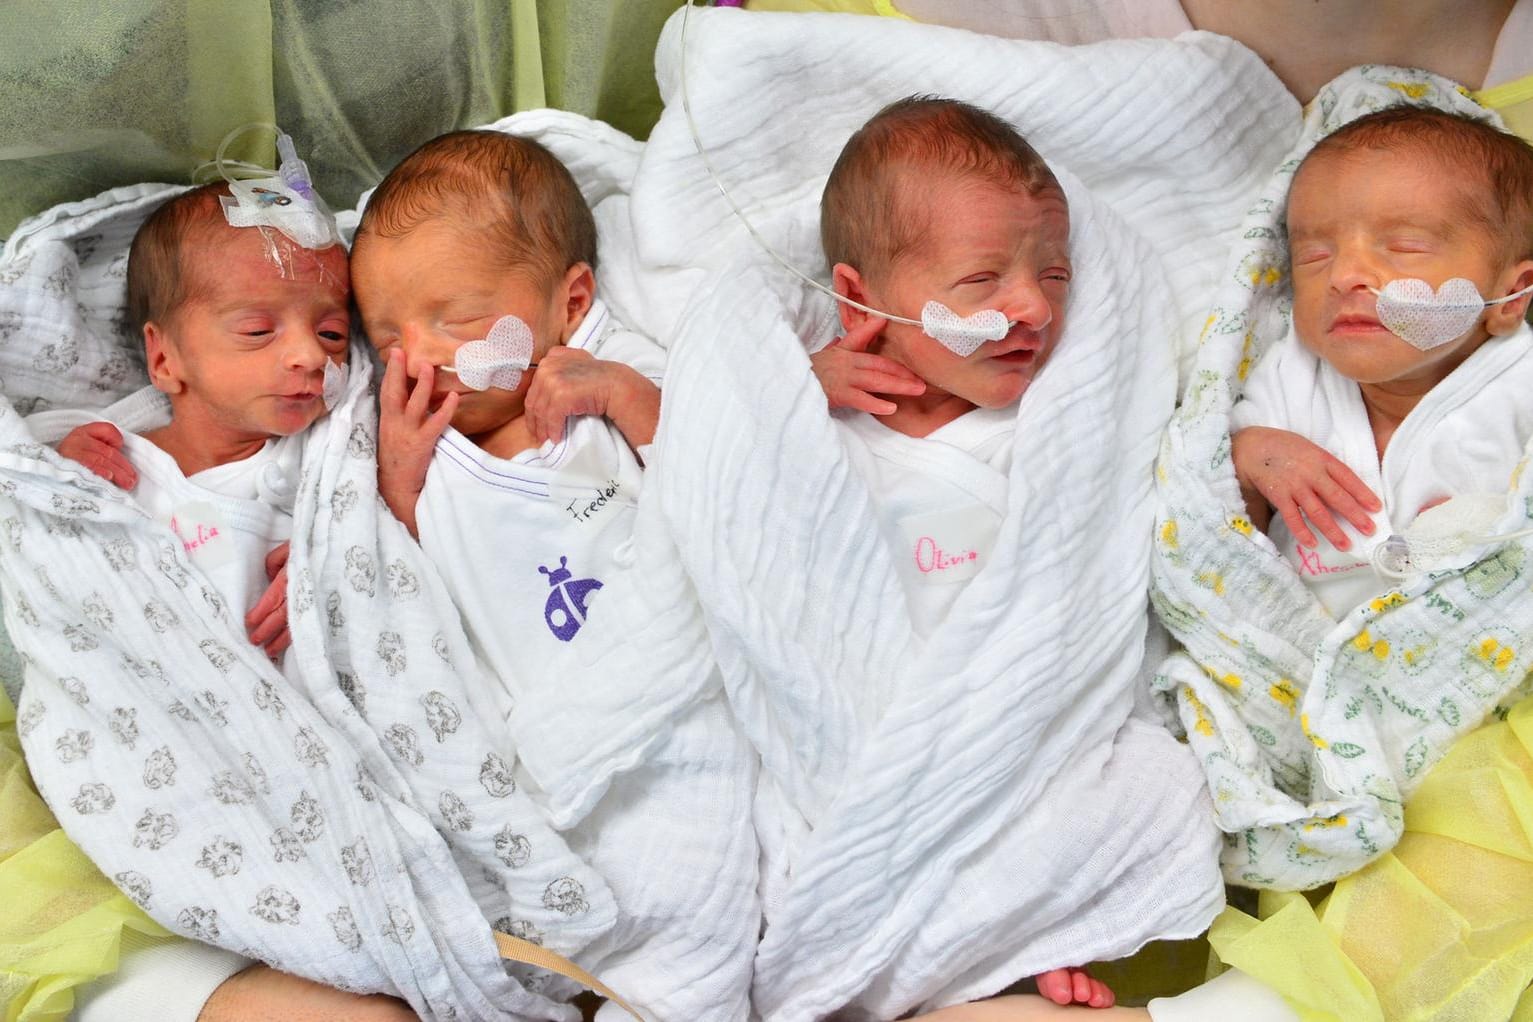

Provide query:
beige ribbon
left=493, top=930, right=648, bottom=1021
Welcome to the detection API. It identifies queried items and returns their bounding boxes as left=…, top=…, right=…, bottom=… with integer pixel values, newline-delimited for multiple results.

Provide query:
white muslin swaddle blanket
left=553, top=9, right=1307, bottom=1019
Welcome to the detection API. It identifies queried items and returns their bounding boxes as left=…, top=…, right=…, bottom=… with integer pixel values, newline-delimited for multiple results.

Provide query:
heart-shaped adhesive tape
left=920, top=301, right=1011, bottom=357
left=1374, top=277, right=1485, bottom=350
left=452, top=315, right=536, bottom=390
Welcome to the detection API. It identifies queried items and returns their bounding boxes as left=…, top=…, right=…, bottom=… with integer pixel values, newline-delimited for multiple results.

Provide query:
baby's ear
left=832, top=263, right=873, bottom=334
left=1488, top=259, right=1533, bottom=335
left=558, top=262, right=595, bottom=342
left=142, top=322, right=186, bottom=395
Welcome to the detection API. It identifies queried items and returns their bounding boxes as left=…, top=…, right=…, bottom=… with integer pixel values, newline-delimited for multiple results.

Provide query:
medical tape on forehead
left=1371, top=276, right=1533, bottom=350
left=676, top=0, right=1018, bottom=355
left=201, top=124, right=344, bottom=276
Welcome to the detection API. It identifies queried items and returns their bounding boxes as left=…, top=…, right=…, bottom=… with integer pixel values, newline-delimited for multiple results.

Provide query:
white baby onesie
left=416, top=300, right=661, bottom=717
left=124, top=432, right=300, bottom=618
left=416, top=301, right=759, bottom=1020
left=837, top=405, right=1014, bottom=637
left=1232, top=323, right=1533, bottom=618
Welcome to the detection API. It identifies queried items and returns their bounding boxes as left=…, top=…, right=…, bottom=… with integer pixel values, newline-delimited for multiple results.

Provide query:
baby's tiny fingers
left=1298, top=494, right=1348, bottom=550
left=1277, top=501, right=1318, bottom=550
left=405, top=363, right=436, bottom=420
left=853, top=369, right=926, bottom=397
left=247, top=606, right=284, bottom=646
left=380, top=350, right=409, bottom=409
left=1326, top=459, right=1382, bottom=512
left=840, top=389, right=899, bottom=416
left=853, top=352, right=924, bottom=382
left=425, top=390, right=458, bottom=436
left=265, top=627, right=292, bottom=658
left=1317, top=481, right=1375, bottom=535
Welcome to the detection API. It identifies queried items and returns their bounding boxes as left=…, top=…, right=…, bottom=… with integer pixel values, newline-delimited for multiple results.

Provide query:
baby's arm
left=1231, top=426, right=1380, bottom=549
left=524, top=346, right=661, bottom=449
left=810, top=314, right=927, bottom=415
left=378, top=349, right=458, bottom=539
left=57, top=421, right=138, bottom=488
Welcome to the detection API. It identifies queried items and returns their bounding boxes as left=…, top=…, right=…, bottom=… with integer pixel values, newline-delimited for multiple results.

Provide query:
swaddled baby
left=38, top=181, right=426, bottom=1022
left=1231, top=107, right=1533, bottom=618
left=56, top=182, right=350, bottom=658
left=351, top=130, right=757, bottom=1020
left=811, top=95, right=1110, bottom=1010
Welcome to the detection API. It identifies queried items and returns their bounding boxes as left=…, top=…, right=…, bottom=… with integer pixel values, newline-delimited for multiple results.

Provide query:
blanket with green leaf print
left=1151, top=65, right=1533, bottom=892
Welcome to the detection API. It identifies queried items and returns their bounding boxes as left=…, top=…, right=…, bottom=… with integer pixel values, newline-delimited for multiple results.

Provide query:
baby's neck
left=1356, top=330, right=1492, bottom=460
left=466, top=413, right=540, bottom=460
left=144, top=419, right=270, bottom=478
left=879, top=388, right=977, bottom=439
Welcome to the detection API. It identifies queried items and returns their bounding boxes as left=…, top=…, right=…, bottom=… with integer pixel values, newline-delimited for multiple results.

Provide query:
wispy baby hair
left=1303, top=106, right=1533, bottom=260
left=356, top=130, right=597, bottom=285
left=126, top=182, right=236, bottom=335
left=821, top=95, right=1061, bottom=278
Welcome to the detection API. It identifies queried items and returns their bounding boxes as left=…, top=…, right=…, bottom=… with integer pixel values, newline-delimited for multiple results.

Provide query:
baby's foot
left=1035, top=967, right=1115, bottom=1008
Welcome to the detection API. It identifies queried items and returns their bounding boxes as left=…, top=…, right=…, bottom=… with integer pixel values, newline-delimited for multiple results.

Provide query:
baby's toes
left=1034, top=969, right=1073, bottom=1005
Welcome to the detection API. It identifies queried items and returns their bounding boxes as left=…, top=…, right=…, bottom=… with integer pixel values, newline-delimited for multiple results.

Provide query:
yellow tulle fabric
left=743, top=0, right=906, bottom=17
left=1476, top=73, right=1533, bottom=148
left=1210, top=694, right=1533, bottom=1021
left=0, top=689, right=171, bottom=1022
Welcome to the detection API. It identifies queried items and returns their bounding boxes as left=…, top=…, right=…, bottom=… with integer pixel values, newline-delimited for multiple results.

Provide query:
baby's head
left=1286, top=107, right=1533, bottom=388
left=351, top=131, right=597, bottom=440
left=128, top=182, right=351, bottom=440
left=822, top=96, right=1071, bottom=410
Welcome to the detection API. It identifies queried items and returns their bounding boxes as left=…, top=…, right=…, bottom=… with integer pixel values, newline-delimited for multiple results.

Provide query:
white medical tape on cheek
left=441, top=315, right=537, bottom=391
left=1372, top=277, right=1487, bottom=350
left=1373, top=277, right=1533, bottom=350
left=322, top=360, right=347, bottom=410
left=919, top=301, right=1012, bottom=356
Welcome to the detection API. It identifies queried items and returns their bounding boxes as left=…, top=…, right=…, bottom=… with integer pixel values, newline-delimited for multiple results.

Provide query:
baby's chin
left=965, top=376, right=1034, bottom=410
left=265, top=400, right=330, bottom=436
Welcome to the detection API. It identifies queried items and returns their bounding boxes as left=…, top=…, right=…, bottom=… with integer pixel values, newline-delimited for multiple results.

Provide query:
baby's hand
left=58, top=421, right=137, bottom=489
left=378, top=349, right=457, bottom=538
left=1232, top=426, right=1381, bottom=550
left=246, top=541, right=292, bottom=659
left=524, top=347, right=660, bottom=447
left=810, top=315, right=926, bottom=415
left=1035, top=967, right=1115, bottom=1009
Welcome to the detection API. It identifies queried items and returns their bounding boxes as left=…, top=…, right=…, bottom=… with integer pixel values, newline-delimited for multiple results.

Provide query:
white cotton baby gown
left=416, top=299, right=759, bottom=1021
left=1232, top=322, right=1533, bottom=618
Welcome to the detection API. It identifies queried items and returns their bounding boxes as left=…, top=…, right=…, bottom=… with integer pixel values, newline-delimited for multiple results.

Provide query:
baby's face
left=855, top=174, right=1071, bottom=409
left=149, top=230, right=350, bottom=441
left=1287, top=148, right=1515, bottom=387
left=351, top=221, right=575, bottom=440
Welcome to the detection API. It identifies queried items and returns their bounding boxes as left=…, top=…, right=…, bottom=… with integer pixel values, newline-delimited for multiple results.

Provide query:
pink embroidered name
left=171, top=515, right=220, bottom=554
left=1296, top=546, right=1367, bottom=577
left=914, top=535, right=979, bottom=574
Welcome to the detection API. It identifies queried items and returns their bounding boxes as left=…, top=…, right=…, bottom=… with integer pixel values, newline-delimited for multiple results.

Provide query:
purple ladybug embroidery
left=538, top=557, right=602, bottom=642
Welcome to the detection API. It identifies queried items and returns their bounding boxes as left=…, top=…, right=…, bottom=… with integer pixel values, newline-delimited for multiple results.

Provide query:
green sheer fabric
left=0, top=0, right=684, bottom=238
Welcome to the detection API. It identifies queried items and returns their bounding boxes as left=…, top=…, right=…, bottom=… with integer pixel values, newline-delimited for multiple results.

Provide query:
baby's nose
left=285, top=331, right=329, bottom=370
left=397, top=323, right=454, bottom=375
left=1328, top=246, right=1383, bottom=292
left=1002, top=281, right=1053, bottom=331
